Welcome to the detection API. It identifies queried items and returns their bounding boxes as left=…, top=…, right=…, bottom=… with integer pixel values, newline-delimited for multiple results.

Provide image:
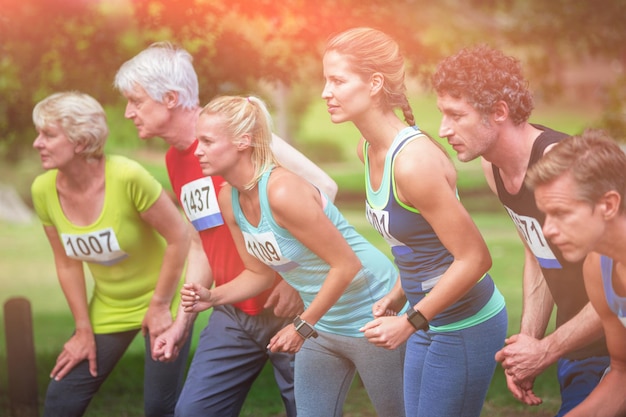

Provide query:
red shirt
left=166, top=140, right=274, bottom=315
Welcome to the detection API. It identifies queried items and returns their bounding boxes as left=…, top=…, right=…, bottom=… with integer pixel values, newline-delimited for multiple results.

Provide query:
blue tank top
left=231, top=168, right=399, bottom=336
left=365, top=127, right=498, bottom=327
left=600, top=256, right=626, bottom=328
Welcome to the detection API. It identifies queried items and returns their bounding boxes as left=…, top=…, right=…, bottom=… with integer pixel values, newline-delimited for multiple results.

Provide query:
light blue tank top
left=365, top=127, right=503, bottom=327
left=231, top=168, right=399, bottom=336
left=600, top=255, right=626, bottom=328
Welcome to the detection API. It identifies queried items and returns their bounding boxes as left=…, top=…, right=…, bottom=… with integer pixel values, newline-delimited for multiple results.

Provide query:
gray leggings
left=43, top=329, right=190, bottom=417
left=295, top=331, right=406, bottom=417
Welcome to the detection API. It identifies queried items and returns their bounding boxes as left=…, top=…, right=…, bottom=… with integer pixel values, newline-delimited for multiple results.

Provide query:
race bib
left=365, top=205, right=407, bottom=252
left=180, top=177, right=223, bottom=230
left=242, top=231, right=299, bottom=272
left=62, top=227, right=128, bottom=266
left=505, top=206, right=561, bottom=269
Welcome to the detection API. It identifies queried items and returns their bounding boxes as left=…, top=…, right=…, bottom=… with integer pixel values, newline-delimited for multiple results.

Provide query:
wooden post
left=4, top=297, right=39, bottom=417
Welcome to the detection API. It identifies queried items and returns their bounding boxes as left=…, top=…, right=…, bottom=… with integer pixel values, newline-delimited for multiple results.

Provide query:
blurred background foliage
left=1, top=0, right=625, bottom=162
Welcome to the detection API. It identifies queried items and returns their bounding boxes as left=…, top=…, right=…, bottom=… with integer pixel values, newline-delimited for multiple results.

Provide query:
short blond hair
left=33, top=91, right=108, bottom=159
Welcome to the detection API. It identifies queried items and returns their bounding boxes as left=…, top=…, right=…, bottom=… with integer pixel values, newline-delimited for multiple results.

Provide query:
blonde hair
left=32, top=91, right=108, bottom=159
left=199, top=95, right=278, bottom=190
left=526, top=129, right=626, bottom=213
left=325, top=27, right=415, bottom=126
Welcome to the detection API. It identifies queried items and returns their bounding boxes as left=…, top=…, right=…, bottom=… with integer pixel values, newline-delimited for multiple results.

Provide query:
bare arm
left=152, top=225, right=211, bottom=361
left=404, top=139, right=492, bottom=320
left=267, top=133, right=332, bottom=316
left=519, top=245, right=554, bottom=337
left=185, top=185, right=280, bottom=308
left=362, top=138, right=491, bottom=349
left=565, top=253, right=626, bottom=417
left=268, top=168, right=361, bottom=326
left=271, top=133, right=338, bottom=202
left=43, top=225, right=97, bottom=380
left=139, top=191, right=190, bottom=345
left=265, top=168, right=361, bottom=352
left=498, top=247, right=602, bottom=384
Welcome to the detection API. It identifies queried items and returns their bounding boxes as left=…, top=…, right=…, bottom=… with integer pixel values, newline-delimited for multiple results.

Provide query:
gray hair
left=114, top=41, right=199, bottom=109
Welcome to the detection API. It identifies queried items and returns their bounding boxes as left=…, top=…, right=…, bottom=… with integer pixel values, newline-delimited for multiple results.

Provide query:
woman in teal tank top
left=180, top=95, right=405, bottom=417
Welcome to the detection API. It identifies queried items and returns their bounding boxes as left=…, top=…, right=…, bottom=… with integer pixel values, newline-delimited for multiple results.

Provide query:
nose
left=542, top=217, right=557, bottom=241
left=33, top=132, right=44, bottom=149
left=124, top=102, right=135, bottom=119
left=193, top=143, right=203, bottom=157
left=438, top=116, right=453, bottom=139
left=321, top=81, right=331, bottom=99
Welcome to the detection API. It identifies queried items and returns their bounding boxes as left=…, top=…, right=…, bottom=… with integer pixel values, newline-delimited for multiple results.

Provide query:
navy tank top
left=493, top=124, right=607, bottom=359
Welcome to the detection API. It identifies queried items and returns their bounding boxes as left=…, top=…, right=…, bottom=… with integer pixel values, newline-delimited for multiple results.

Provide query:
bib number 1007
left=62, top=227, right=127, bottom=265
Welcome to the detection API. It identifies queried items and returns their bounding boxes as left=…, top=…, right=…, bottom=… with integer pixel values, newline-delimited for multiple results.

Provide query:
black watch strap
left=293, top=315, right=318, bottom=339
left=406, top=308, right=429, bottom=332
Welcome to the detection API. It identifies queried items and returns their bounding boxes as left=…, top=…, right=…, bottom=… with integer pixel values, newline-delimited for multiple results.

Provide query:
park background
left=1, top=0, right=625, bottom=416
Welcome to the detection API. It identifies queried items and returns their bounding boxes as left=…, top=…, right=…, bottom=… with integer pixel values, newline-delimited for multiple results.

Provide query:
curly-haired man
left=432, top=45, right=609, bottom=417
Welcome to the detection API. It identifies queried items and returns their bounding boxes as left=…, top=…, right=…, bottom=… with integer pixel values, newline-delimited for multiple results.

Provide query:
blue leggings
left=295, top=331, right=406, bottom=417
left=404, top=307, right=507, bottom=417
left=43, top=329, right=190, bottom=417
left=555, top=355, right=610, bottom=417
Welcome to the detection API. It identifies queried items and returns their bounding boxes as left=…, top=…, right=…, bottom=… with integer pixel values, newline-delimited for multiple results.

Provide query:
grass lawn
left=0, top=208, right=559, bottom=417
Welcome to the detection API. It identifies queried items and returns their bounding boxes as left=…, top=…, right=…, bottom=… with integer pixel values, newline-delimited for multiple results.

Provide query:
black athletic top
left=492, top=124, right=608, bottom=360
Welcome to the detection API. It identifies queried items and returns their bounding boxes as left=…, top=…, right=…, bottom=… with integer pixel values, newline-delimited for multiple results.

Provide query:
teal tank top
left=231, top=168, right=399, bottom=336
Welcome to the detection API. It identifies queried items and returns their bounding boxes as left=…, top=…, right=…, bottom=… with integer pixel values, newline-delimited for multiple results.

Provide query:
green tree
left=4, top=0, right=624, bottom=162
left=1, top=0, right=442, bottom=160
left=469, top=0, right=626, bottom=137
left=0, top=0, right=135, bottom=160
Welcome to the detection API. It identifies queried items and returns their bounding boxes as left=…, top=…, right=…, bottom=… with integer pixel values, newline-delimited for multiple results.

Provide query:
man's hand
left=495, top=333, right=552, bottom=383
left=502, top=371, right=543, bottom=406
left=264, top=278, right=304, bottom=318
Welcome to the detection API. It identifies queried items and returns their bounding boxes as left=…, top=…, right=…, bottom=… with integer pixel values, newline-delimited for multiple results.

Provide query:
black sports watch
left=406, top=308, right=429, bottom=332
left=293, top=315, right=318, bottom=339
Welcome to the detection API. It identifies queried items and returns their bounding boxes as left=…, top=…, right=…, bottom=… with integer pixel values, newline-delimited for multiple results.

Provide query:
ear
left=598, top=190, right=621, bottom=220
left=492, top=100, right=509, bottom=123
left=74, top=141, right=87, bottom=155
left=370, top=73, right=384, bottom=96
left=163, top=91, right=179, bottom=109
left=236, top=134, right=251, bottom=151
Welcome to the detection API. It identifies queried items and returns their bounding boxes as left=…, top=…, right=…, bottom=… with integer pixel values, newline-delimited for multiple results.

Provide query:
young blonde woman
left=31, top=91, right=190, bottom=417
left=180, top=95, right=405, bottom=417
left=322, top=27, right=508, bottom=417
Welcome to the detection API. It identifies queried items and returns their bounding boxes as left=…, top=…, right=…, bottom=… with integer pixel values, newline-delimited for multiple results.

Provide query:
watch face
left=407, top=309, right=429, bottom=331
left=300, top=326, right=314, bottom=338
left=294, top=317, right=318, bottom=339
